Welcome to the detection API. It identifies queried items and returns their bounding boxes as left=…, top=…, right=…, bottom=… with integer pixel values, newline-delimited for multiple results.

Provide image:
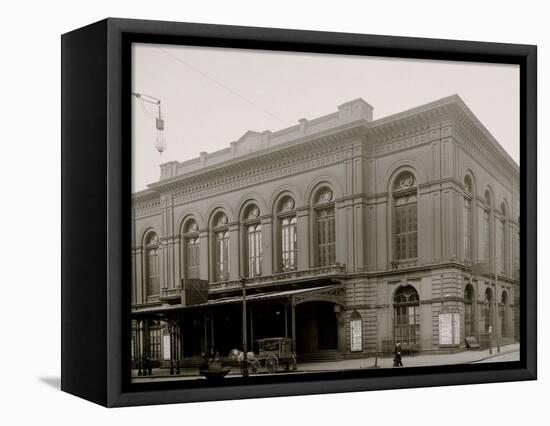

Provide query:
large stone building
left=131, top=95, right=519, bottom=371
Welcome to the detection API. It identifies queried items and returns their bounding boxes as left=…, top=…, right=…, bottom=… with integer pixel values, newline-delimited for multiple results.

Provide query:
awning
left=132, top=284, right=345, bottom=317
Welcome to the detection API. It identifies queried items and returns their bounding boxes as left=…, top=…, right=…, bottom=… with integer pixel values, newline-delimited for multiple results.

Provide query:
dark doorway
left=296, top=302, right=338, bottom=354
left=181, top=313, right=205, bottom=357
left=212, top=305, right=242, bottom=356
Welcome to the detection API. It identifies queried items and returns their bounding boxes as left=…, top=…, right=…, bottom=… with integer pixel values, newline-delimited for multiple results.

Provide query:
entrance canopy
left=132, top=284, right=345, bottom=317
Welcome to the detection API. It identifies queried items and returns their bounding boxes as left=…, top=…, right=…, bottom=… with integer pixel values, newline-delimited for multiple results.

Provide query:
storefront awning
left=132, top=284, right=345, bottom=317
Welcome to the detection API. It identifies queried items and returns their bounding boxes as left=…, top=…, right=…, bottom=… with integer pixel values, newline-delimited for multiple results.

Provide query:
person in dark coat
left=393, top=342, right=403, bottom=367
left=143, top=353, right=152, bottom=375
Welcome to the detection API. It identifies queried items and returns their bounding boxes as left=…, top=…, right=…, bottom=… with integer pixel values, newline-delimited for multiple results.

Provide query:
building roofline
left=368, top=94, right=519, bottom=174
left=136, top=95, right=517, bottom=198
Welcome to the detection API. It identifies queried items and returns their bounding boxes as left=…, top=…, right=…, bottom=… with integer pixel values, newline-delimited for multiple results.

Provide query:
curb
left=465, top=348, right=519, bottom=364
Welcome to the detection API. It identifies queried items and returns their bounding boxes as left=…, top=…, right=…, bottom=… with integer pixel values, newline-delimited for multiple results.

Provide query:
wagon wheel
left=265, top=354, right=278, bottom=374
left=250, top=359, right=260, bottom=373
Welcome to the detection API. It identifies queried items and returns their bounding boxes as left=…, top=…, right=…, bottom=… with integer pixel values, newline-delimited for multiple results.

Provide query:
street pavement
left=299, top=343, right=519, bottom=372
left=132, top=343, right=519, bottom=382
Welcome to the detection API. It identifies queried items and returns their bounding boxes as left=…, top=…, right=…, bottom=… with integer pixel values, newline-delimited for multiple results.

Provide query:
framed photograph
left=61, top=18, right=536, bottom=407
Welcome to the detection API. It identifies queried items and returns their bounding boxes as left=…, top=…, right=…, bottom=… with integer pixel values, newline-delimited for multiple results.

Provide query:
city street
left=132, top=343, right=520, bottom=382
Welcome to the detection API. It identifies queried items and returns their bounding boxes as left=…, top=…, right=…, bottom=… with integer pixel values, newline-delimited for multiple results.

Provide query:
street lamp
left=240, top=276, right=249, bottom=378
left=132, top=92, right=166, bottom=154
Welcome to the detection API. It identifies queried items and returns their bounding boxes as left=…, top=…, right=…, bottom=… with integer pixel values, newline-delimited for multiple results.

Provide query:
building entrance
left=295, top=301, right=338, bottom=354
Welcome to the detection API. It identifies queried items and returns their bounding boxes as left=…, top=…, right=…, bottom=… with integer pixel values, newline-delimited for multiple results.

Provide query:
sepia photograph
left=130, top=42, right=520, bottom=383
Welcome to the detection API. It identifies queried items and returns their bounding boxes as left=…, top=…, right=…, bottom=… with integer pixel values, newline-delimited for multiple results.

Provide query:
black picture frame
left=61, top=18, right=537, bottom=407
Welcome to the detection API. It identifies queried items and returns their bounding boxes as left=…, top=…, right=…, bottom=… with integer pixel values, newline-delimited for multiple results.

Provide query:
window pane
left=246, top=223, right=262, bottom=277
left=147, top=247, right=159, bottom=296
left=281, top=216, right=297, bottom=271
left=185, top=237, right=200, bottom=279
left=215, top=230, right=229, bottom=281
left=483, top=210, right=490, bottom=260
left=394, top=196, right=418, bottom=260
left=317, top=207, right=335, bottom=267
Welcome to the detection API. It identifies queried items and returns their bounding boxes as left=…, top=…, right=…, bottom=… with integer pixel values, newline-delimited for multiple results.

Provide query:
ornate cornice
left=363, top=96, right=518, bottom=181
left=143, top=134, right=357, bottom=209
left=149, top=122, right=365, bottom=194
left=131, top=95, right=518, bottom=219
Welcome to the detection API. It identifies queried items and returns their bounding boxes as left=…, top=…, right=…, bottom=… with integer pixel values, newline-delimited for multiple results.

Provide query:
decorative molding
left=138, top=142, right=352, bottom=209
left=186, top=221, right=199, bottom=233
left=209, top=265, right=346, bottom=292
left=317, top=189, right=333, bottom=204
left=134, top=199, right=161, bottom=219
left=393, top=171, right=415, bottom=191
left=215, top=213, right=228, bottom=226
left=280, top=197, right=295, bottom=212
left=247, top=206, right=260, bottom=219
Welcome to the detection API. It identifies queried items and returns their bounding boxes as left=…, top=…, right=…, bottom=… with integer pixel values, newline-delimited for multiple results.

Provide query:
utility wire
left=157, top=47, right=291, bottom=126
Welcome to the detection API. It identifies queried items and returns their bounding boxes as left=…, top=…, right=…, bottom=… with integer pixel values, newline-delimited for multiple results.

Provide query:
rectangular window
left=394, top=197, right=417, bottom=260
left=499, top=219, right=506, bottom=273
left=215, top=231, right=229, bottom=281
left=281, top=217, right=297, bottom=271
left=394, top=305, right=420, bottom=344
left=247, top=224, right=262, bottom=277
left=147, top=248, right=160, bottom=296
left=317, top=207, right=335, bottom=267
left=483, top=210, right=490, bottom=261
left=463, top=198, right=472, bottom=259
left=149, top=327, right=162, bottom=360
left=185, top=237, right=200, bottom=279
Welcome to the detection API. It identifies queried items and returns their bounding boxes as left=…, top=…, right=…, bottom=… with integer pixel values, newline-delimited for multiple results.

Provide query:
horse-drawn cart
left=251, top=337, right=297, bottom=373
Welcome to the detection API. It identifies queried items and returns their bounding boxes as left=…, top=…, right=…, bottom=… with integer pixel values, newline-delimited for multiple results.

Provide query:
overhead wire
left=156, top=47, right=291, bottom=127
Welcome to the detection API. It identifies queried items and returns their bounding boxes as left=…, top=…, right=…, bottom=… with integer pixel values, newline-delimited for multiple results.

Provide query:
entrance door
left=317, top=302, right=338, bottom=350
left=296, top=302, right=338, bottom=354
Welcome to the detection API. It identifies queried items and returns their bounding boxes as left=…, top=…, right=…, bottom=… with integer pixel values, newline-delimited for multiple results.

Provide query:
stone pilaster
left=260, top=214, right=273, bottom=275
left=228, top=222, right=240, bottom=280
left=198, top=229, right=209, bottom=281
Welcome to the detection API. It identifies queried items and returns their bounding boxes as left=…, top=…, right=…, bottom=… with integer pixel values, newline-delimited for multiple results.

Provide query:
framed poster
left=350, top=311, right=363, bottom=352
left=61, top=18, right=537, bottom=407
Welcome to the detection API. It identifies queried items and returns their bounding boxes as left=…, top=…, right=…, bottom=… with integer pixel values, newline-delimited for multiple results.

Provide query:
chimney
left=338, top=98, right=374, bottom=122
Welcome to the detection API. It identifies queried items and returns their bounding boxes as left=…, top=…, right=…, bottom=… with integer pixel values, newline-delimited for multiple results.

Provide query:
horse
left=229, top=349, right=259, bottom=372
left=229, top=348, right=255, bottom=362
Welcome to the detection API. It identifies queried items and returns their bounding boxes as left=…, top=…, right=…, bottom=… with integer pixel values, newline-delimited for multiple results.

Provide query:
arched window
left=393, top=172, right=418, bottom=261
left=144, top=232, right=160, bottom=297
left=314, top=188, right=335, bottom=267
left=483, top=287, right=493, bottom=332
left=278, top=196, right=297, bottom=272
left=464, top=284, right=475, bottom=336
left=463, top=176, right=474, bottom=261
left=483, top=190, right=493, bottom=262
left=243, top=205, right=262, bottom=277
left=212, top=212, right=230, bottom=282
left=500, top=290, right=508, bottom=337
left=183, top=219, right=200, bottom=280
left=393, top=285, right=420, bottom=345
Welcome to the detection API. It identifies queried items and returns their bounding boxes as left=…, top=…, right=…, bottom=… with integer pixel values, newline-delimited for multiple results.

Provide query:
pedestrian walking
left=393, top=341, right=403, bottom=367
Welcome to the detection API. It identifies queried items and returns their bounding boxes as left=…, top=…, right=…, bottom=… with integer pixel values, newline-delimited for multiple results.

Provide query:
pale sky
left=132, top=43, right=519, bottom=192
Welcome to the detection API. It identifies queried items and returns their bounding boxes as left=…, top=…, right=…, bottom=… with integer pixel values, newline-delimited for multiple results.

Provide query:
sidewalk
left=132, top=343, right=519, bottom=382
left=298, top=343, right=519, bottom=372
